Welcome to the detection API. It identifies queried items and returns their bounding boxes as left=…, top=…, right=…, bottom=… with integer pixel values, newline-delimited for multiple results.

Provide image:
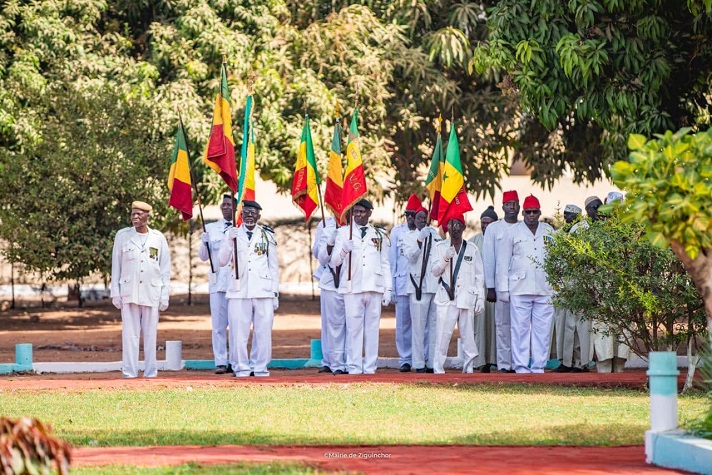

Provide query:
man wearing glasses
left=111, top=201, right=171, bottom=378
left=219, top=200, right=279, bottom=377
left=495, top=195, right=555, bottom=374
left=331, top=199, right=392, bottom=375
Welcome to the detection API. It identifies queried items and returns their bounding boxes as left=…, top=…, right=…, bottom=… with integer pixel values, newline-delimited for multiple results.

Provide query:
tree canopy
left=472, top=0, right=712, bottom=187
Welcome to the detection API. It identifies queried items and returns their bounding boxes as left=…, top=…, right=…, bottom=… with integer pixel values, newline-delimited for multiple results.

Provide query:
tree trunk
left=670, top=241, right=712, bottom=336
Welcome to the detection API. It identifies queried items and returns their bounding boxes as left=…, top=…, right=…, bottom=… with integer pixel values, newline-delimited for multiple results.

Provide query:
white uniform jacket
left=495, top=221, right=555, bottom=296
left=110, top=227, right=171, bottom=307
left=431, top=239, right=485, bottom=310
left=314, top=218, right=340, bottom=291
left=481, top=219, right=519, bottom=289
left=331, top=224, right=392, bottom=294
left=402, top=230, right=441, bottom=295
left=388, top=223, right=411, bottom=296
left=198, top=219, right=233, bottom=293
left=218, top=224, right=279, bottom=299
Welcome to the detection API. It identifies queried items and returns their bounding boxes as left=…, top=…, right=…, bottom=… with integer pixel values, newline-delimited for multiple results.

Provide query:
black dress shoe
left=554, top=365, right=572, bottom=373
left=498, top=368, right=516, bottom=373
left=249, top=371, right=255, bottom=377
left=425, top=367, right=434, bottom=373
left=480, top=364, right=491, bottom=373
left=415, top=368, right=426, bottom=373
left=399, top=363, right=411, bottom=372
left=214, top=365, right=228, bottom=374
left=317, top=366, right=332, bottom=373
left=571, top=366, right=589, bottom=373
left=332, top=369, right=346, bottom=375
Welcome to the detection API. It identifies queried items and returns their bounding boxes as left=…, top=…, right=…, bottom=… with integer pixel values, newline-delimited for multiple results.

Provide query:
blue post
left=310, top=339, right=323, bottom=361
left=15, top=343, right=33, bottom=372
left=645, top=351, right=679, bottom=463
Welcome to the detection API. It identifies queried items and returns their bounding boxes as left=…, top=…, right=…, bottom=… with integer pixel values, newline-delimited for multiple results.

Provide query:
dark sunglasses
left=523, top=210, right=540, bottom=215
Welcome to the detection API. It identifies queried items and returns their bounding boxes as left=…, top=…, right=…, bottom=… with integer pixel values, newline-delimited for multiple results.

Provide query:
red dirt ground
left=0, top=298, right=696, bottom=474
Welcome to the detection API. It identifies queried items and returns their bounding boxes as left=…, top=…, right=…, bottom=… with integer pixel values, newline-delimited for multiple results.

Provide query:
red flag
left=202, top=63, right=237, bottom=193
left=341, top=108, right=367, bottom=220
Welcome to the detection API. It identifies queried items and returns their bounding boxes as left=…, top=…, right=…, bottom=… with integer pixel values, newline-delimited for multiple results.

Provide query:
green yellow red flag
left=340, top=109, right=367, bottom=220
left=167, top=122, right=193, bottom=221
left=202, top=63, right=237, bottom=193
left=425, top=116, right=445, bottom=222
left=291, top=116, right=319, bottom=221
left=237, top=94, right=256, bottom=205
left=324, top=118, right=344, bottom=223
left=437, top=120, right=472, bottom=225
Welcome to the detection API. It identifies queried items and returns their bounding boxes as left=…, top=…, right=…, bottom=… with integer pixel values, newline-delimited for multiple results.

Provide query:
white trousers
left=510, top=294, right=554, bottom=374
left=433, top=303, right=478, bottom=374
left=209, top=291, right=229, bottom=366
left=409, top=292, right=435, bottom=370
left=395, top=294, right=412, bottom=366
left=322, top=289, right=347, bottom=372
left=495, top=300, right=512, bottom=370
left=228, top=298, right=274, bottom=377
left=319, top=290, right=332, bottom=369
left=561, top=309, right=593, bottom=368
left=121, top=303, right=159, bottom=378
left=343, top=291, right=382, bottom=374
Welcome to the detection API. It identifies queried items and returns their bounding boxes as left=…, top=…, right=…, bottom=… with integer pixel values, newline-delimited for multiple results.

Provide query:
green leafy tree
left=611, top=128, right=712, bottom=335
left=544, top=216, right=707, bottom=357
left=471, top=0, right=712, bottom=188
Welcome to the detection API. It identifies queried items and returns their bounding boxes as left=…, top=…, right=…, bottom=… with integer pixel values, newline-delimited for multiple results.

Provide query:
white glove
left=227, top=227, right=240, bottom=239
left=418, top=226, right=433, bottom=242
left=327, top=229, right=337, bottom=246
left=474, top=297, right=484, bottom=314
left=497, top=291, right=510, bottom=303
left=201, top=233, right=210, bottom=244
left=444, top=246, right=457, bottom=261
left=159, top=300, right=169, bottom=311
left=273, top=298, right=279, bottom=311
left=112, top=297, right=121, bottom=310
left=382, top=289, right=392, bottom=306
left=341, top=239, right=354, bottom=254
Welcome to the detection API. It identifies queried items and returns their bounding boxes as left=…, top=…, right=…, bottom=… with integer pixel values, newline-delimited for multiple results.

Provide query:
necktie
left=224, top=222, right=231, bottom=231
left=360, top=226, right=367, bottom=238
left=246, top=231, right=253, bottom=240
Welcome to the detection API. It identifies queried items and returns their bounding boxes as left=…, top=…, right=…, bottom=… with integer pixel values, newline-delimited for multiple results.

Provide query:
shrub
left=0, top=417, right=71, bottom=474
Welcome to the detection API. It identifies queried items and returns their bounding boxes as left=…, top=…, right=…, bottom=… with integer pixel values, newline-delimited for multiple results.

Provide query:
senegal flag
left=324, top=118, right=344, bottom=223
left=425, top=122, right=445, bottom=222
left=167, top=122, right=193, bottom=221
left=341, top=108, right=367, bottom=220
left=291, top=116, right=319, bottom=221
left=203, top=63, right=237, bottom=193
left=437, top=121, right=472, bottom=225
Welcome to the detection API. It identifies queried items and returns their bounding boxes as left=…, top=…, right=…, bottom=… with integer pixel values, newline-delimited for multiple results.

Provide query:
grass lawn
left=0, top=383, right=707, bottom=447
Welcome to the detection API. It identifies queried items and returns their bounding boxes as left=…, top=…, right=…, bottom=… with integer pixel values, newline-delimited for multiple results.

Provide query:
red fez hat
left=414, top=206, right=428, bottom=215
left=405, top=194, right=422, bottom=212
left=449, top=213, right=466, bottom=225
left=522, top=194, right=541, bottom=209
left=502, top=190, right=519, bottom=203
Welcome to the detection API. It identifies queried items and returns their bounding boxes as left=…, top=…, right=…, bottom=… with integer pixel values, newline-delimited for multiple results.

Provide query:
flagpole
left=223, top=55, right=239, bottom=282
left=179, top=111, right=215, bottom=274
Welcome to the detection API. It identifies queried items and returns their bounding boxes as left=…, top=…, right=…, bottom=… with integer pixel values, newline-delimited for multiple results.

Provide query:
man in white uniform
left=111, top=200, right=171, bottom=378
left=496, top=194, right=555, bottom=374
left=218, top=200, right=279, bottom=377
left=331, top=199, right=391, bottom=375
left=402, top=206, right=440, bottom=373
left=198, top=194, right=235, bottom=374
left=482, top=190, right=520, bottom=373
left=468, top=205, right=499, bottom=372
left=431, top=213, right=484, bottom=374
left=314, top=216, right=348, bottom=374
left=388, top=194, right=420, bottom=372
